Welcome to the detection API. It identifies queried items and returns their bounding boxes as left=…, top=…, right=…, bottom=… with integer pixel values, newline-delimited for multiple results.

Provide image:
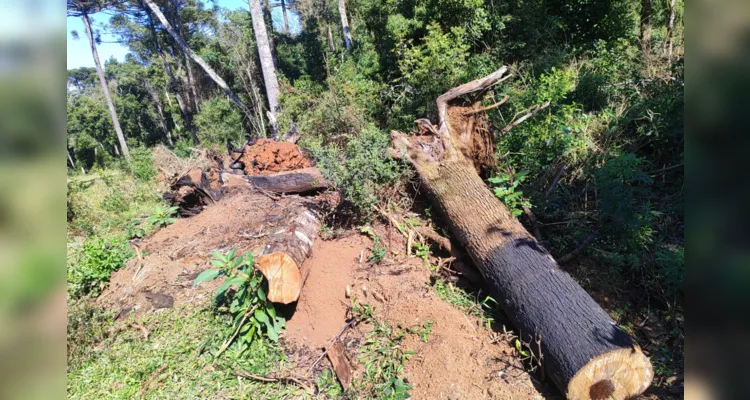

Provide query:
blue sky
left=66, top=0, right=300, bottom=69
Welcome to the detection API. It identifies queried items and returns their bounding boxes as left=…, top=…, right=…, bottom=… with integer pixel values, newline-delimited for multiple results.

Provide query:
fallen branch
left=463, top=96, right=510, bottom=115
left=309, top=319, right=357, bottom=372
left=545, top=164, right=568, bottom=198
left=558, top=233, right=597, bottom=264
left=215, top=306, right=256, bottom=358
left=234, top=370, right=312, bottom=392
left=139, top=364, right=168, bottom=397
left=647, top=162, right=683, bottom=176
left=414, top=226, right=452, bottom=253
left=500, top=101, right=551, bottom=135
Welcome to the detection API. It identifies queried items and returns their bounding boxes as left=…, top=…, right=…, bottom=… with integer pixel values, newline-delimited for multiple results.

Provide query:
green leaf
left=244, top=251, right=254, bottom=267
left=209, top=259, right=226, bottom=268
left=257, top=286, right=266, bottom=302
left=254, top=309, right=269, bottom=324
left=193, top=269, right=220, bottom=287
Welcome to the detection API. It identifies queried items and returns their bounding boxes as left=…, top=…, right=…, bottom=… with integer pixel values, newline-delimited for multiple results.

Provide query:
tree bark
left=183, top=52, right=201, bottom=113
left=248, top=0, right=281, bottom=135
left=221, top=167, right=328, bottom=194
left=390, top=67, right=653, bottom=399
left=256, top=199, right=321, bottom=303
left=82, top=12, right=130, bottom=162
left=281, top=0, right=290, bottom=33
left=327, top=25, right=336, bottom=51
left=143, top=0, right=253, bottom=123
left=143, top=1, right=198, bottom=142
left=666, top=0, right=677, bottom=60
left=337, top=0, right=352, bottom=49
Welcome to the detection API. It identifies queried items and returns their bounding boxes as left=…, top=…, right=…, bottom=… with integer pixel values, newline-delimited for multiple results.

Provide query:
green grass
left=432, top=279, right=498, bottom=329
left=67, top=305, right=303, bottom=400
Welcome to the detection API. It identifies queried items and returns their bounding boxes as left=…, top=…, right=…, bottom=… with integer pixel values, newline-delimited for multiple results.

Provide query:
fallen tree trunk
left=390, top=67, right=653, bottom=399
left=221, top=167, right=328, bottom=194
left=255, top=199, right=321, bottom=303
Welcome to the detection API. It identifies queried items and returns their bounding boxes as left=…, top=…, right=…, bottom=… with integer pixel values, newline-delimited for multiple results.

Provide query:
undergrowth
left=67, top=307, right=299, bottom=399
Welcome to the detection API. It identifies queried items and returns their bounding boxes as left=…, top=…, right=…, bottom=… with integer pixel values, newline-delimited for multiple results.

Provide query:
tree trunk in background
left=281, top=0, right=290, bottom=33
left=248, top=0, right=281, bottom=136
left=389, top=68, right=653, bottom=399
left=327, top=25, right=336, bottom=51
left=338, top=0, right=352, bottom=49
left=82, top=13, right=130, bottom=162
left=640, top=0, right=653, bottom=56
left=666, top=0, right=677, bottom=60
left=184, top=51, right=201, bottom=113
left=143, top=0, right=253, bottom=125
left=143, top=2, right=196, bottom=143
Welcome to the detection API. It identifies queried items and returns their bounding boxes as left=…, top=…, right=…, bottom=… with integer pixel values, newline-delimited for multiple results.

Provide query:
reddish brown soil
left=99, top=191, right=275, bottom=315
left=99, top=193, right=546, bottom=399
left=285, top=225, right=548, bottom=399
left=238, top=139, right=310, bottom=175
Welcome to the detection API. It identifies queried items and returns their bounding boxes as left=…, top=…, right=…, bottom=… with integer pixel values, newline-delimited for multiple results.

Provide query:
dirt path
left=100, top=191, right=548, bottom=399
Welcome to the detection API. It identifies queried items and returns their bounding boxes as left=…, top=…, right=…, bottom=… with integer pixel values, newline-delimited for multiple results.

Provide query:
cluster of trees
left=67, top=0, right=683, bottom=295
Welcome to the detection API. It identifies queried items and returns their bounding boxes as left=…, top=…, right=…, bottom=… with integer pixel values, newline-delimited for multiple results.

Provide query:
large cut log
left=221, top=167, right=328, bottom=194
left=255, top=199, right=321, bottom=303
left=390, top=67, right=653, bottom=399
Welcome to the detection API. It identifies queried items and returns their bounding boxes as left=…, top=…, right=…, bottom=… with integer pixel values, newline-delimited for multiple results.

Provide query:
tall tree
left=248, top=0, right=281, bottom=135
left=141, top=1, right=198, bottom=142
left=666, top=0, right=677, bottom=60
left=142, top=0, right=253, bottom=127
left=280, top=0, right=290, bottom=33
left=68, top=1, right=131, bottom=161
left=338, top=0, right=352, bottom=49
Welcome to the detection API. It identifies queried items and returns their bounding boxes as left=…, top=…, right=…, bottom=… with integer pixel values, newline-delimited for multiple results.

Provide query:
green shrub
left=173, top=138, right=193, bottom=158
left=68, top=236, right=133, bottom=296
left=194, top=249, right=286, bottom=353
left=194, top=97, right=244, bottom=146
left=130, top=147, right=157, bottom=182
left=311, top=126, right=404, bottom=218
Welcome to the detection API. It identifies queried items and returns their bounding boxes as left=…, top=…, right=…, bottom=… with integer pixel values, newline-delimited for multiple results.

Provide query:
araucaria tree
left=142, top=0, right=254, bottom=129
left=68, top=0, right=131, bottom=162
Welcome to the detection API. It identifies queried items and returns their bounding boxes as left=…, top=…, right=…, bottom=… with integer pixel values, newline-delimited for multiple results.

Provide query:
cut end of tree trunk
left=567, top=346, right=653, bottom=400
left=256, top=252, right=303, bottom=304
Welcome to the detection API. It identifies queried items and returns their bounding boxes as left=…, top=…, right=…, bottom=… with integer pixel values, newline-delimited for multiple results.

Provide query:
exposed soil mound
left=99, top=191, right=276, bottom=315
left=284, top=227, right=548, bottom=399
left=239, top=139, right=311, bottom=174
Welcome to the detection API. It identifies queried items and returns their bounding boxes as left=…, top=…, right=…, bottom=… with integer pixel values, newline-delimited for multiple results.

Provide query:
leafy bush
left=488, top=170, right=532, bottom=217
left=172, top=138, right=193, bottom=158
left=68, top=236, right=133, bottom=296
left=194, top=97, right=245, bottom=146
left=194, top=249, right=286, bottom=352
left=311, top=126, right=404, bottom=218
left=130, top=147, right=157, bottom=181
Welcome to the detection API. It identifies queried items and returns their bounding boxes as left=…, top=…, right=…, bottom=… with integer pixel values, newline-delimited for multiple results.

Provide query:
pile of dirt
left=99, top=191, right=276, bottom=315
left=99, top=190, right=547, bottom=399
left=238, top=139, right=311, bottom=175
left=284, top=226, right=549, bottom=399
